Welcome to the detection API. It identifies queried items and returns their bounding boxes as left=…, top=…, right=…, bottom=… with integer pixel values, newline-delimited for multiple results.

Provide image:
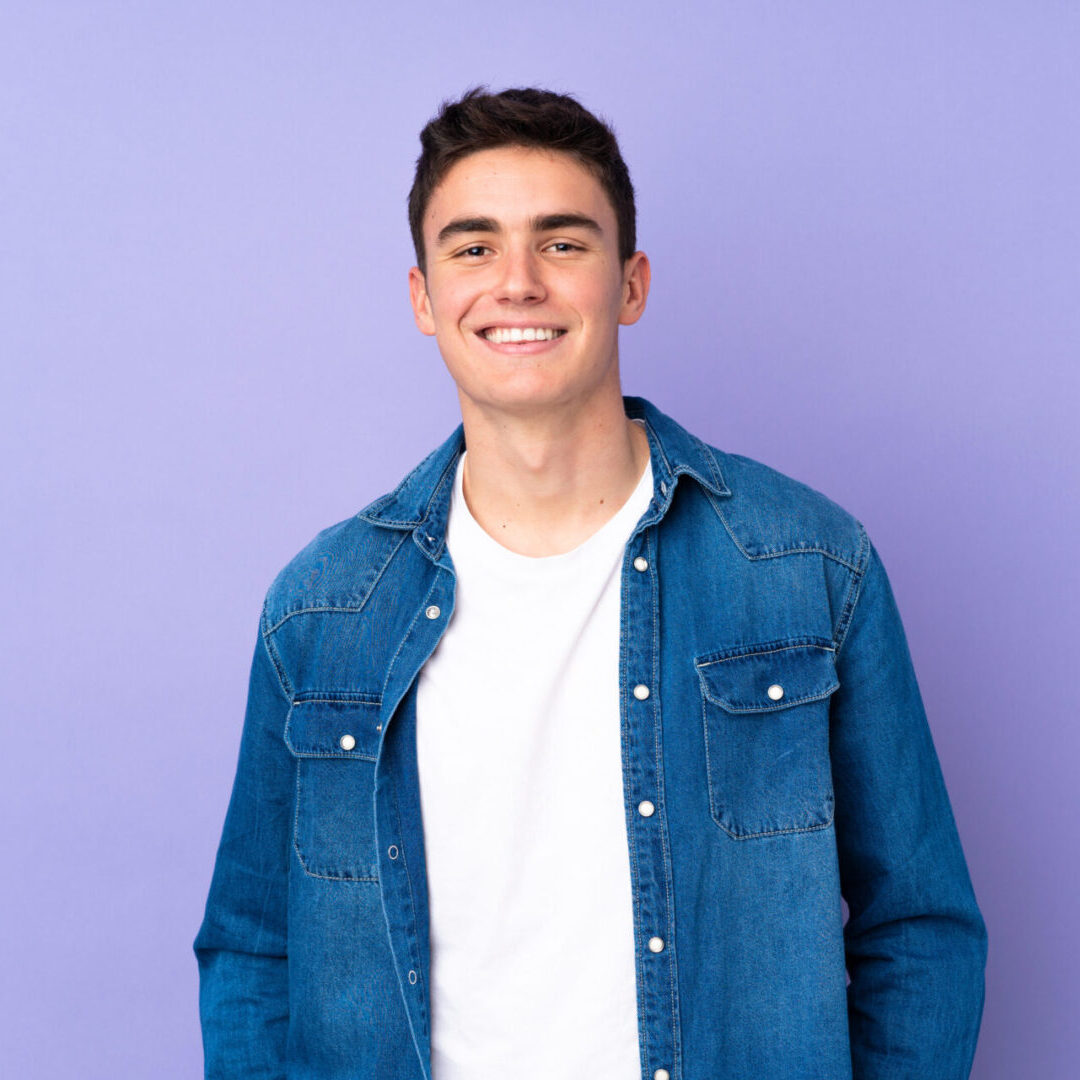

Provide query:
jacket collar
left=358, top=395, right=730, bottom=555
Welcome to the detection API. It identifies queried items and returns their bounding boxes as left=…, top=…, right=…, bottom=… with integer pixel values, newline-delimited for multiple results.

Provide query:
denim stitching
left=697, top=638, right=837, bottom=665
left=700, top=688, right=836, bottom=840
left=640, top=530, right=655, bottom=1069
left=687, top=431, right=730, bottom=495
left=699, top=657, right=836, bottom=840
left=832, top=522, right=871, bottom=657
left=642, top=418, right=675, bottom=495
left=379, top=574, right=444, bottom=707
left=284, top=699, right=381, bottom=759
left=647, top=524, right=683, bottom=1078
left=703, top=489, right=863, bottom=573
left=289, top=758, right=380, bottom=882
left=716, top=811, right=835, bottom=842
left=271, top=603, right=383, bottom=626
left=291, top=752, right=377, bottom=762
left=357, top=513, right=423, bottom=529
left=627, top=401, right=722, bottom=504
left=696, top=642, right=838, bottom=715
left=266, top=531, right=410, bottom=634
left=417, top=446, right=463, bottom=538
left=257, top=596, right=295, bottom=704
left=261, top=634, right=292, bottom=701
left=389, top=772, right=431, bottom=1051
left=701, top=689, right=721, bottom=833
left=292, top=693, right=382, bottom=705
left=699, top=680, right=838, bottom=714
left=356, top=435, right=464, bottom=536
left=355, top=441, right=448, bottom=526
left=285, top=696, right=381, bottom=881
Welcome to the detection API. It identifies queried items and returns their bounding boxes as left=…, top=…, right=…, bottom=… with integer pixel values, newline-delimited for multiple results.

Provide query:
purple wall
left=3, top=3, right=1076, bottom=1075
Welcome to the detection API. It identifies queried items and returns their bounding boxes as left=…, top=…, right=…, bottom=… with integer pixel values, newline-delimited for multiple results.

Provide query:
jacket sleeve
left=193, top=603, right=293, bottom=1078
left=830, top=539, right=988, bottom=1079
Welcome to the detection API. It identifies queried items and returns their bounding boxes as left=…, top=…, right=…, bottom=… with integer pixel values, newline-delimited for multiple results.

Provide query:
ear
left=618, top=250, right=651, bottom=326
left=408, top=266, right=437, bottom=336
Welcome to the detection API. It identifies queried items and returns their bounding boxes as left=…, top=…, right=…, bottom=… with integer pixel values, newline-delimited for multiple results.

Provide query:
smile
left=480, top=326, right=567, bottom=344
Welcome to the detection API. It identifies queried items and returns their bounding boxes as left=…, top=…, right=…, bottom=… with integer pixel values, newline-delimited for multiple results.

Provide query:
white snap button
left=633, top=556, right=648, bottom=572
left=638, top=800, right=655, bottom=817
left=648, top=936, right=665, bottom=953
left=767, top=684, right=784, bottom=701
left=654, top=1070, right=671, bottom=1080
left=388, top=845, right=398, bottom=860
left=660, top=481, right=667, bottom=495
left=408, top=969, right=417, bottom=984
left=425, top=605, right=441, bottom=620
left=633, top=684, right=650, bottom=700
left=339, top=733, right=356, bottom=751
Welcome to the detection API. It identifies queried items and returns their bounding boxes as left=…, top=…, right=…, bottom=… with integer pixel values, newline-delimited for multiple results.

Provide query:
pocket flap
left=284, top=695, right=382, bottom=759
left=696, top=641, right=839, bottom=713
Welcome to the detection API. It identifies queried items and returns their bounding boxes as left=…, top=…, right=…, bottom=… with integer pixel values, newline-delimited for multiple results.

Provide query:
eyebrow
left=435, top=212, right=603, bottom=247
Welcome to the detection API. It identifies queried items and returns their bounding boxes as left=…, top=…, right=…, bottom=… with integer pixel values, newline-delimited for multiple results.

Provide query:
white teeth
left=483, top=327, right=563, bottom=344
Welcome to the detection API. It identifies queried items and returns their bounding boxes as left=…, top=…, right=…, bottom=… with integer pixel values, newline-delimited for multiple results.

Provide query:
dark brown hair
left=408, top=86, right=636, bottom=275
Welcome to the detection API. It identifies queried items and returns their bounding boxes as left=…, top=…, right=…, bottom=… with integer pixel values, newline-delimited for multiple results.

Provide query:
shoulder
left=262, top=503, right=409, bottom=631
left=260, top=421, right=464, bottom=630
left=706, top=447, right=870, bottom=574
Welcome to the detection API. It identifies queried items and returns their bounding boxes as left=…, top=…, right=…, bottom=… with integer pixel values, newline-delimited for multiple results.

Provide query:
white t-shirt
left=415, top=429, right=654, bottom=1080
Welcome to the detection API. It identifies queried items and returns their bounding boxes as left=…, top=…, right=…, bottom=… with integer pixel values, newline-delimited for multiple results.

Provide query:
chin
left=463, top=381, right=584, bottom=416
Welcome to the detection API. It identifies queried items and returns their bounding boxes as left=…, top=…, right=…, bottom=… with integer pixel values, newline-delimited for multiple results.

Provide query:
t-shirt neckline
left=448, top=420, right=653, bottom=580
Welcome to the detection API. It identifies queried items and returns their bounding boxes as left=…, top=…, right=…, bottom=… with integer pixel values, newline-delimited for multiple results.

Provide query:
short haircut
left=408, top=86, right=636, bottom=275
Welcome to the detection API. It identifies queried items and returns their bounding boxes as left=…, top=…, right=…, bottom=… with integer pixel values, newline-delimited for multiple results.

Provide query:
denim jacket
left=194, top=394, right=987, bottom=1079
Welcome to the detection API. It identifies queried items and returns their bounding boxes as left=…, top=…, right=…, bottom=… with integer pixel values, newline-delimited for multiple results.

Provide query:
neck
left=456, top=385, right=651, bottom=558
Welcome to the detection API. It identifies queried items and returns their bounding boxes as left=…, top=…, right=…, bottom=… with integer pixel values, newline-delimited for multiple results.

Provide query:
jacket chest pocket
left=695, top=640, right=839, bottom=840
left=284, top=695, right=383, bottom=881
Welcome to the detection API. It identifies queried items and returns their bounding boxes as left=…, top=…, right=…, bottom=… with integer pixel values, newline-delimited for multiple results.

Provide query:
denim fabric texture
left=194, top=395, right=987, bottom=1079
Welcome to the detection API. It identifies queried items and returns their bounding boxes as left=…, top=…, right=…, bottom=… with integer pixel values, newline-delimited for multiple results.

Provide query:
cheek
left=428, top=289, right=468, bottom=334
left=573, top=267, right=624, bottom=314
left=579, top=285, right=625, bottom=332
left=433, top=279, right=482, bottom=323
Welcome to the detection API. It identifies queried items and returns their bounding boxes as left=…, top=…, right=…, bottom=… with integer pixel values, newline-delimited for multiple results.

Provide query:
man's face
left=408, top=145, right=649, bottom=417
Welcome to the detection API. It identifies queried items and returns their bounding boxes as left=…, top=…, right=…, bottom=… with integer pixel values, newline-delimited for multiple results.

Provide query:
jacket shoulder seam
left=832, top=522, right=872, bottom=657
left=265, top=529, right=410, bottom=635
left=705, top=489, right=864, bottom=573
left=259, top=597, right=294, bottom=701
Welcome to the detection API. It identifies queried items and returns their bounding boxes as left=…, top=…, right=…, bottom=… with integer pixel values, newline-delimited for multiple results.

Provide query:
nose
left=494, top=243, right=546, bottom=305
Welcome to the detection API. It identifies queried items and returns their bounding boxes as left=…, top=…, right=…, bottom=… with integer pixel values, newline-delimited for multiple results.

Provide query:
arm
left=193, top=603, right=293, bottom=1078
left=831, top=540, right=987, bottom=1079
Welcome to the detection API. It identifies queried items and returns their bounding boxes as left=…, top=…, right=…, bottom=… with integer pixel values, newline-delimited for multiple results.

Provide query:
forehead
left=425, top=146, right=613, bottom=231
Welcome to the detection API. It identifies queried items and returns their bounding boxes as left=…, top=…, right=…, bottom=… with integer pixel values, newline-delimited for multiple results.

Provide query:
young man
left=194, top=88, right=987, bottom=1079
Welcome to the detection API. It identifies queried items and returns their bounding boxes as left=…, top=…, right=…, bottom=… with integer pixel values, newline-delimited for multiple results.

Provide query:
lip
left=474, top=326, right=568, bottom=354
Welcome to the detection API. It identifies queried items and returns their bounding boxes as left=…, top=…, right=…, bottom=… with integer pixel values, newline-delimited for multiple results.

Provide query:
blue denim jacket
left=194, top=395, right=987, bottom=1079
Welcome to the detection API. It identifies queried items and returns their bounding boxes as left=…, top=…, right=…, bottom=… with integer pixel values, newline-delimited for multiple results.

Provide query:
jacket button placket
left=375, top=558, right=456, bottom=1080
left=623, top=525, right=679, bottom=1080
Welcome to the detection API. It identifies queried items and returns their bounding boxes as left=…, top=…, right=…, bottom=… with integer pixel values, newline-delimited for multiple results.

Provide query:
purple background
left=3, top=3, right=1077, bottom=1076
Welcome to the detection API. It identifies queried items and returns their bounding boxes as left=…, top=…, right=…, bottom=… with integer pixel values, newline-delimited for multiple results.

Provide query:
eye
left=546, top=241, right=583, bottom=253
left=456, top=245, right=491, bottom=258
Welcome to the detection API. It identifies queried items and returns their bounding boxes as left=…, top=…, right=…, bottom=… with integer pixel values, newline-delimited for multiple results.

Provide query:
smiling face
left=408, top=145, right=649, bottom=419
